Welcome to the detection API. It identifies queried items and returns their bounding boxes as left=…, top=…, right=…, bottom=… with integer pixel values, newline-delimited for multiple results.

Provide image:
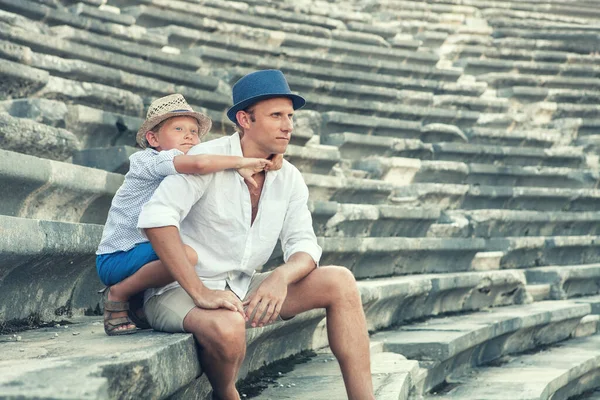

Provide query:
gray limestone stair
left=480, top=72, right=600, bottom=91
left=0, top=268, right=527, bottom=399
left=323, top=133, right=586, bottom=168
left=391, top=183, right=600, bottom=211
left=0, top=112, right=80, bottom=161
left=121, top=3, right=434, bottom=63
left=309, top=201, right=442, bottom=238
left=68, top=3, right=136, bottom=26
left=371, top=300, right=593, bottom=395
left=445, top=209, right=600, bottom=238
left=0, top=149, right=122, bottom=224
left=353, top=156, right=598, bottom=188
left=504, top=86, right=600, bottom=105
left=255, top=350, right=418, bottom=400
left=463, top=58, right=600, bottom=78
left=0, top=0, right=166, bottom=47
left=525, top=264, right=600, bottom=300
left=443, top=42, right=600, bottom=64
left=221, top=65, right=487, bottom=100
left=424, top=333, right=600, bottom=400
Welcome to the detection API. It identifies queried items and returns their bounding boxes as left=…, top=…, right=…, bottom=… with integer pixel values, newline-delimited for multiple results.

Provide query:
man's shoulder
left=188, top=135, right=231, bottom=156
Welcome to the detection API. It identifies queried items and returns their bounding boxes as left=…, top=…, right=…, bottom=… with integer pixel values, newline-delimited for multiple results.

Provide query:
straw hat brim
left=136, top=110, right=212, bottom=149
left=226, top=93, right=306, bottom=124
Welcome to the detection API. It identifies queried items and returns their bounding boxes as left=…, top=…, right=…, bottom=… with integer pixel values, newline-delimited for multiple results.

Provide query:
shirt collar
left=229, top=132, right=280, bottom=183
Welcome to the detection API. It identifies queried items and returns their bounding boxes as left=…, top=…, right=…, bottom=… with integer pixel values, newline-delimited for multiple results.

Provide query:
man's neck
left=239, top=134, right=270, bottom=159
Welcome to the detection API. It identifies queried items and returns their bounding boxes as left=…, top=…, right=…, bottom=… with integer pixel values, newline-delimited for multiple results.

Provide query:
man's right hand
left=194, top=289, right=245, bottom=316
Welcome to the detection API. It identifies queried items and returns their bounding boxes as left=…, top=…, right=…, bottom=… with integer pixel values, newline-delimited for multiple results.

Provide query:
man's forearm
left=145, top=226, right=207, bottom=300
left=274, top=252, right=316, bottom=285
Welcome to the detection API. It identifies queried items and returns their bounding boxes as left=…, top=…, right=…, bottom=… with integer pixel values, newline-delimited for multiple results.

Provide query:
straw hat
left=136, top=94, right=212, bottom=148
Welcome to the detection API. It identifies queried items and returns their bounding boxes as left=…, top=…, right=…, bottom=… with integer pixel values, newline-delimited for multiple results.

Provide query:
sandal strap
left=105, top=316, right=134, bottom=328
left=104, top=300, right=130, bottom=312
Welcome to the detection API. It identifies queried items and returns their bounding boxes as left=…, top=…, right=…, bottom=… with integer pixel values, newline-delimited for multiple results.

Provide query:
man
left=138, top=70, right=374, bottom=400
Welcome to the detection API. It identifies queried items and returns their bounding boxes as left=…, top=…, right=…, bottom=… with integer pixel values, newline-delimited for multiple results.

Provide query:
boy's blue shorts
left=96, top=242, right=159, bottom=286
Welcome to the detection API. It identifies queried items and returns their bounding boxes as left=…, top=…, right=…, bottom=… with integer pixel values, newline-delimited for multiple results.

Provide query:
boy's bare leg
left=183, top=307, right=246, bottom=400
left=280, top=266, right=374, bottom=400
left=106, top=245, right=197, bottom=332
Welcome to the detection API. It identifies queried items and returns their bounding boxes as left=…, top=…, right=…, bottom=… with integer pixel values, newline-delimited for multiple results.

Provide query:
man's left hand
left=243, top=269, right=288, bottom=327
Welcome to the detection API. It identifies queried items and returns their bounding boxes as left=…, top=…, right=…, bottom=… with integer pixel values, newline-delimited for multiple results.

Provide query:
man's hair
left=235, top=106, right=256, bottom=136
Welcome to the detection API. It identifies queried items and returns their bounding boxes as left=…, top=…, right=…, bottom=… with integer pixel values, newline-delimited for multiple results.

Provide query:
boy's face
left=146, top=116, right=200, bottom=153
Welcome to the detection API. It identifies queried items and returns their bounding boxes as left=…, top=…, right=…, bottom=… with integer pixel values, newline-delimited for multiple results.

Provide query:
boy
left=96, top=94, right=281, bottom=335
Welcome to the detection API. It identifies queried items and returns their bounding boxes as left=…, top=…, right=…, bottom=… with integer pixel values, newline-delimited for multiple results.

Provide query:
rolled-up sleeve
left=137, top=172, right=212, bottom=231
left=129, top=149, right=183, bottom=181
left=279, top=171, right=322, bottom=266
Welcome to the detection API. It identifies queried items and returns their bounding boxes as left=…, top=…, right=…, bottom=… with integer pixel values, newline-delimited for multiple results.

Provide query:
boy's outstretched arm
left=173, top=154, right=271, bottom=175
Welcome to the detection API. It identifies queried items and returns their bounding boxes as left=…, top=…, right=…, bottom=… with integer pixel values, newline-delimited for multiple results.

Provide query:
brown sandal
left=101, top=287, right=137, bottom=336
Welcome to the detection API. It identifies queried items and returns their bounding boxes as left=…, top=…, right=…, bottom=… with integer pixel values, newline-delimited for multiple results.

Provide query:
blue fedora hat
left=227, top=69, right=305, bottom=124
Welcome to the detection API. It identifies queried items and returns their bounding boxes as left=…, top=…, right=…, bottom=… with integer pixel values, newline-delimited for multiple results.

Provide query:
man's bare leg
left=280, top=266, right=374, bottom=400
left=183, top=308, right=246, bottom=400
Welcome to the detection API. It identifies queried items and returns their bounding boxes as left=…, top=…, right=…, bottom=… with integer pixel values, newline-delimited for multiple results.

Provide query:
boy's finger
left=245, top=177, right=258, bottom=188
left=221, top=300, right=237, bottom=312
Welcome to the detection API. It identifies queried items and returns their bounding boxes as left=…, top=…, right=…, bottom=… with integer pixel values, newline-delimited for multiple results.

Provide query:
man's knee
left=321, top=266, right=360, bottom=303
left=200, top=312, right=246, bottom=362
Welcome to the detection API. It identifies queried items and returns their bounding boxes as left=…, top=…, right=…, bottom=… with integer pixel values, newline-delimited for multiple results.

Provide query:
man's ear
left=236, top=110, right=252, bottom=129
left=146, top=131, right=159, bottom=147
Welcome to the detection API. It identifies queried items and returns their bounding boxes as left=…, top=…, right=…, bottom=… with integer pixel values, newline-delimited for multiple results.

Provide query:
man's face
left=146, top=116, right=201, bottom=153
left=242, top=97, right=294, bottom=156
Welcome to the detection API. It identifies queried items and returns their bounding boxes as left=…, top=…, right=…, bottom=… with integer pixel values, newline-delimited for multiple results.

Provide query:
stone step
left=0, top=112, right=80, bottom=161
left=0, top=25, right=231, bottom=110
left=221, top=65, right=487, bottom=102
left=320, top=111, right=480, bottom=137
left=191, top=44, right=459, bottom=83
left=391, top=183, right=600, bottom=211
left=354, top=156, right=597, bottom=188
left=480, top=72, right=600, bottom=90
left=255, top=351, right=417, bottom=400
left=505, top=86, right=600, bottom=105
left=526, top=283, right=552, bottom=301
left=526, top=264, right=600, bottom=300
left=493, top=28, right=600, bottom=51
left=0, top=148, right=121, bottom=223
left=68, top=2, right=135, bottom=26
left=0, top=98, right=144, bottom=149
left=324, top=133, right=586, bottom=168
left=309, top=201, right=442, bottom=238
left=464, top=58, right=600, bottom=78
left=447, top=210, right=600, bottom=238
left=432, top=0, right=600, bottom=19
left=152, top=25, right=437, bottom=70
left=425, top=333, right=600, bottom=399
left=315, top=237, right=488, bottom=278
left=122, top=4, right=434, bottom=63
left=0, top=263, right=525, bottom=399
left=372, top=300, right=592, bottom=394
left=0, top=57, right=146, bottom=118
left=489, top=235, right=600, bottom=270
left=303, top=173, right=395, bottom=205
left=444, top=42, right=600, bottom=64
left=0, top=0, right=166, bottom=47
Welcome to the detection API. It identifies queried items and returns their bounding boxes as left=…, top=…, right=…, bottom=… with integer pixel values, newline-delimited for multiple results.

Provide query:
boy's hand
left=237, top=158, right=272, bottom=188
left=265, top=154, right=284, bottom=171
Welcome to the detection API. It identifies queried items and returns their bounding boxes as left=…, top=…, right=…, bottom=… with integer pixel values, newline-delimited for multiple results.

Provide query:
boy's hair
left=146, top=116, right=201, bottom=149
left=235, top=106, right=256, bottom=137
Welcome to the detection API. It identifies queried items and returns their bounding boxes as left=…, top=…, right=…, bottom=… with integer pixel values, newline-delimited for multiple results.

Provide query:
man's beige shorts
left=145, top=271, right=283, bottom=333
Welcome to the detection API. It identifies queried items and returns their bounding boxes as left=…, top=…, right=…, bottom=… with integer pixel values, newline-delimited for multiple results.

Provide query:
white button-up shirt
left=138, top=133, right=322, bottom=301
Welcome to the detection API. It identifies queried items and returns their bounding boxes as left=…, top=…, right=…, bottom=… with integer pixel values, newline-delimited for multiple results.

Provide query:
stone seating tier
left=372, top=300, right=592, bottom=394
left=526, top=264, right=600, bottom=300
left=324, top=134, right=586, bottom=168
left=425, top=333, right=600, bottom=400
left=355, top=156, right=597, bottom=188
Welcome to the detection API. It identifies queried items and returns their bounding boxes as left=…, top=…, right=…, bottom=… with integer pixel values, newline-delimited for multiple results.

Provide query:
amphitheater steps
left=525, top=264, right=600, bottom=299
left=371, top=300, right=592, bottom=395
left=324, top=134, right=586, bottom=168
left=424, top=334, right=600, bottom=399
left=254, top=351, right=417, bottom=400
